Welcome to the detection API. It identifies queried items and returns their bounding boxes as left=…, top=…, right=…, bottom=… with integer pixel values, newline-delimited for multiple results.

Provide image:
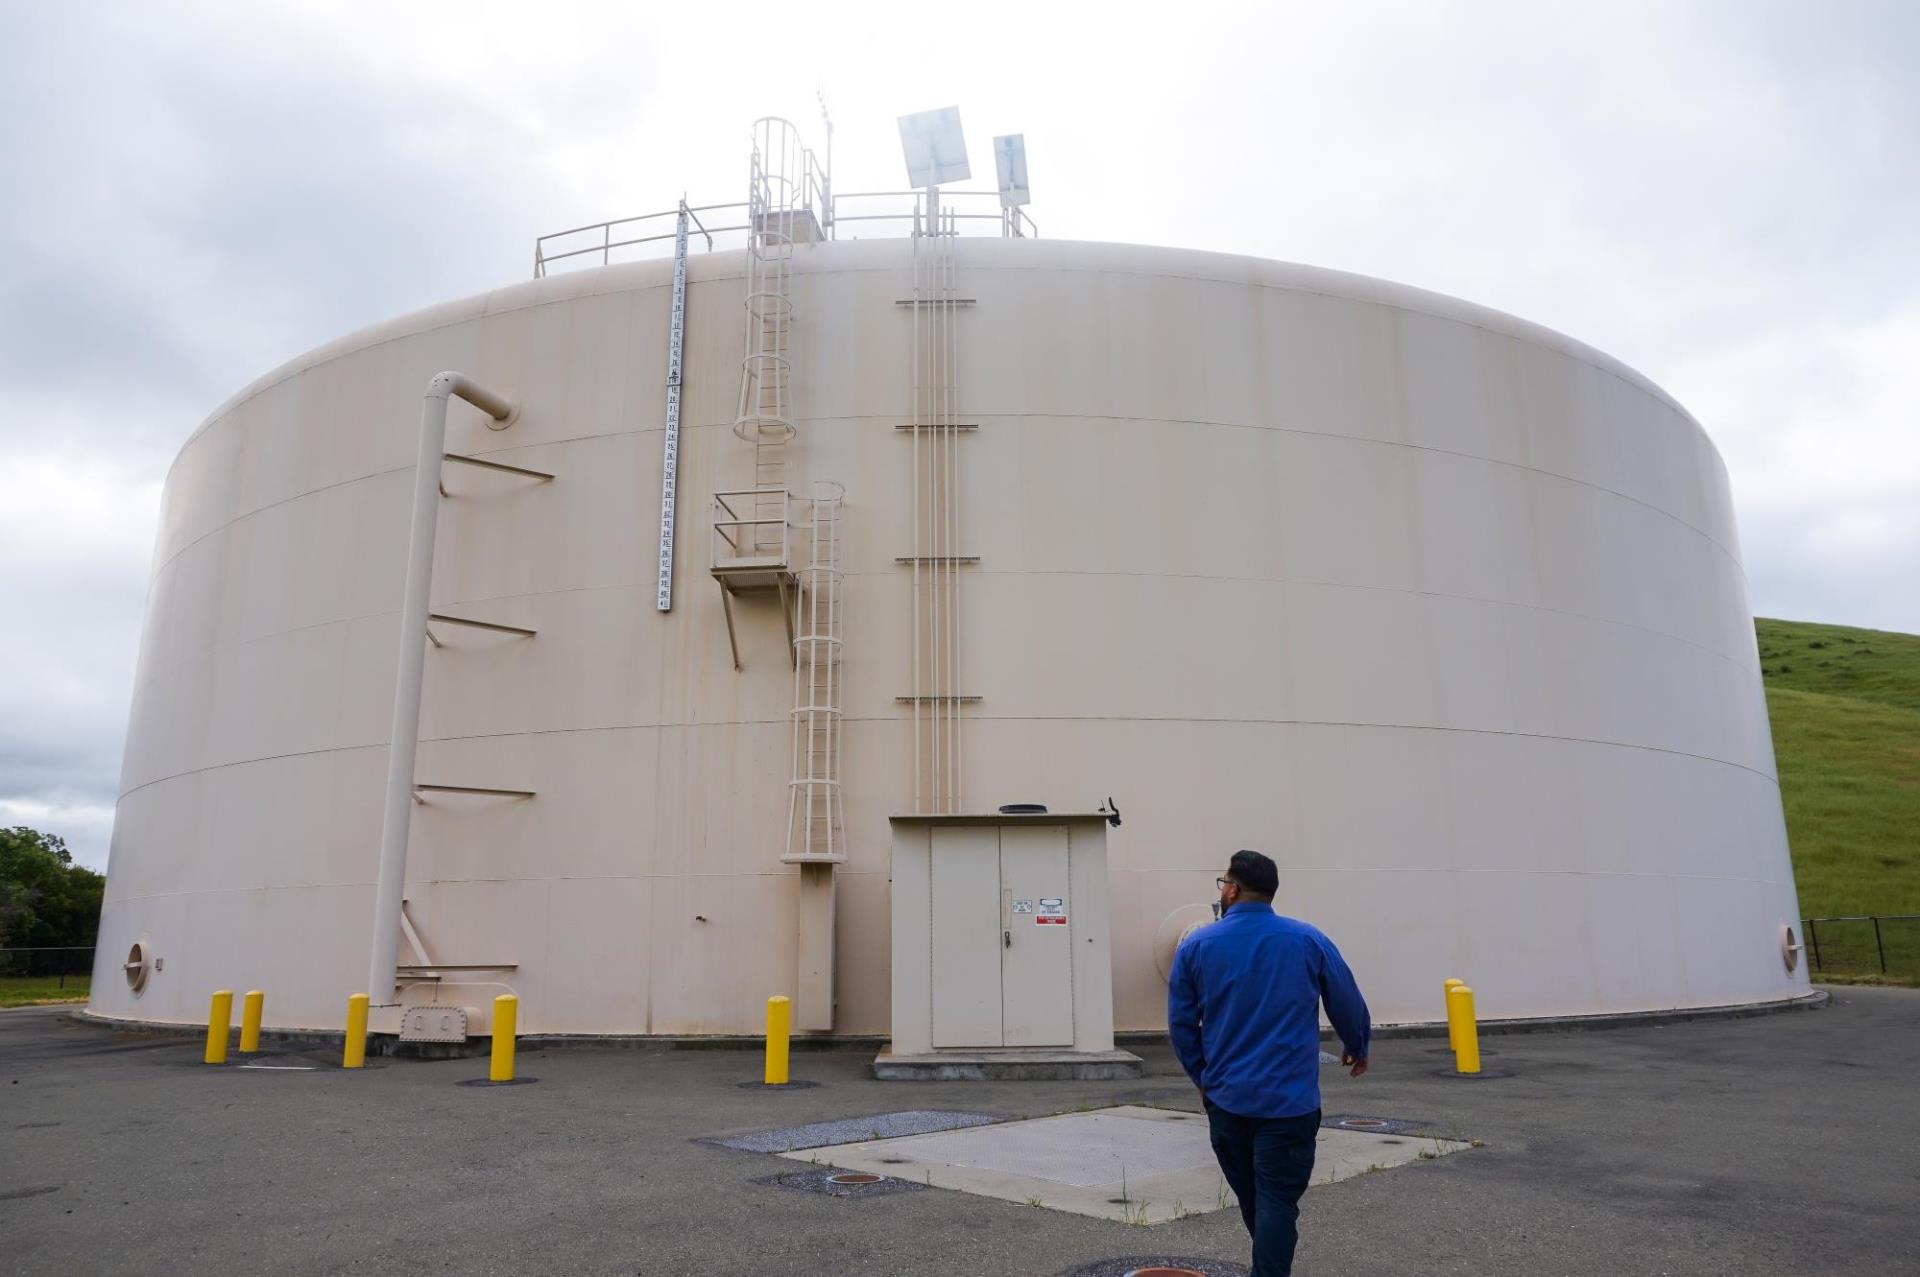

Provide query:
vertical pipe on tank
left=366, top=373, right=515, bottom=1001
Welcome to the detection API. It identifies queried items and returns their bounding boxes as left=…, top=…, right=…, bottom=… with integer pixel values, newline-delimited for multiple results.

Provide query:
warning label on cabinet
left=1012, top=899, right=1034, bottom=914
left=1036, top=898, right=1067, bottom=926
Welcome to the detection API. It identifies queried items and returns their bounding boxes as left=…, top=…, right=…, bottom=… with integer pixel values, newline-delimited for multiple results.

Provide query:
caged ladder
left=784, top=481, right=846, bottom=864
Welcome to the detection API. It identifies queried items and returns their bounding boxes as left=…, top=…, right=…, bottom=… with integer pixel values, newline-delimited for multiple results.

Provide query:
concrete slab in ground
left=780, top=1103, right=1468, bottom=1222
left=873, top=1048, right=1145, bottom=1081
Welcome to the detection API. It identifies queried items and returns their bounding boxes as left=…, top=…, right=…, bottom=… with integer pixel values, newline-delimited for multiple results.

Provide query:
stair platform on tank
left=710, top=555, right=796, bottom=591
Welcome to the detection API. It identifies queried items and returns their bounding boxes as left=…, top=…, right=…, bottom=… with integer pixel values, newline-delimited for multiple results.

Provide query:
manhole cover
left=735, top=1079, right=821, bottom=1090
left=752, top=1168, right=925, bottom=1200
left=1322, top=1113, right=1430, bottom=1136
left=1056, top=1260, right=1248, bottom=1277
left=1433, top=1068, right=1514, bottom=1080
left=457, top=1076, right=539, bottom=1087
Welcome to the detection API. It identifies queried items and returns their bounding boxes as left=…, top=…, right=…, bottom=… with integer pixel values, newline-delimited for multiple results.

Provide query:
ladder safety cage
left=731, top=118, right=830, bottom=566
left=784, top=482, right=847, bottom=864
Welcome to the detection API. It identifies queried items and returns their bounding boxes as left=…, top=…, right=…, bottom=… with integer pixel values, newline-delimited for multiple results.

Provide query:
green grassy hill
left=1756, top=618, right=1920, bottom=921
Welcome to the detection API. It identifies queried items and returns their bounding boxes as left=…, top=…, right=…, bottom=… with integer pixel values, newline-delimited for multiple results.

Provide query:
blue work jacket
left=1167, top=901, right=1372, bottom=1119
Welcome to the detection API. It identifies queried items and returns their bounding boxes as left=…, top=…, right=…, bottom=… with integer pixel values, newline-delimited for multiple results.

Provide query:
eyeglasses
left=1215, top=877, right=1235, bottom=890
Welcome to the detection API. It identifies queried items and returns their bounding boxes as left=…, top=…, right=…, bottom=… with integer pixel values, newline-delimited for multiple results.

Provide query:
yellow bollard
left=764, top=994, right=791, bottom=1086
left=1449, top=984, right=1481, bottom=1075
left=489, top=993, right=518, bottom=1083
left=239, top=990, right=265, bottom=1054
left=204, top=990, right=234, bottom=1065
left=343, top=992, right=369, bottom=1069
left=1443, top=978, right=1465, bottom=1052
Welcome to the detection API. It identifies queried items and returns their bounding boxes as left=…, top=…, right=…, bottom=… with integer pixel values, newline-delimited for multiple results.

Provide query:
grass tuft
left=0, top=976, right=91, bottom=1009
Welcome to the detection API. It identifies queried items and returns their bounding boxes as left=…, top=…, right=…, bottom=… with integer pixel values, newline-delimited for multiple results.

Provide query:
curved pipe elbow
left=423, top=371, right=516, bottom=427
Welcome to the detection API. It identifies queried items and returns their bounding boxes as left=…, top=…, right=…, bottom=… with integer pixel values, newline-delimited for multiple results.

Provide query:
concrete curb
left=1118, top=989, right=1829, bottom=1048
left=1387, top=988, right=1829, bottom=1040
left=68, top=989, right=1827, bottom=1057
left=65, top=1008, right=890, bottom=1059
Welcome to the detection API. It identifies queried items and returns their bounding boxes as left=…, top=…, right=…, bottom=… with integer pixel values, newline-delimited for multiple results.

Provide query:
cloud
left=0, top=450, right=159, bottom=840
left=0, top=0, right=1915, bottom=870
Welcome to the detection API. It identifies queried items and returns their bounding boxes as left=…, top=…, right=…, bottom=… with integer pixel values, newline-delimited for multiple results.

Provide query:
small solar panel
left=898, top=107, right=971, bottom=187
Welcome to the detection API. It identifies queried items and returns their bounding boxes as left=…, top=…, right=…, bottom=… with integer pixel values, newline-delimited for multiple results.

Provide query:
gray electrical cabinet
left=884, top=813, right=1137, bottom=1077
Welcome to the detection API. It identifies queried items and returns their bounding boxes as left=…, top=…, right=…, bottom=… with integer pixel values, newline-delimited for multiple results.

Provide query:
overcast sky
left=2, top=0, right=1914, bottom=870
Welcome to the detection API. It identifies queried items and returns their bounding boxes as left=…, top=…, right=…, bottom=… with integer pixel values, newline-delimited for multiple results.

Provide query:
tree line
left=1, top=826, right=104, bottom=951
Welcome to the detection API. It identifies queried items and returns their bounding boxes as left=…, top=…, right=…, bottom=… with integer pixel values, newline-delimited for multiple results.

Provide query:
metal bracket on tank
left=424, top=613, right=537, bottom=647
left=412, top=784, right=537, bottom=802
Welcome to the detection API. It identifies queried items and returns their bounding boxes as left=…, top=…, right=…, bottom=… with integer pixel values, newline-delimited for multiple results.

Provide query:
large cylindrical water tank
left=88, top=237, right=1807, bottom=1033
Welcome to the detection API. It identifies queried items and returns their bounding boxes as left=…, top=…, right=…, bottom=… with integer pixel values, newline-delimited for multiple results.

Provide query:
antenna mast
left=817, top=89, right=835, bottom=238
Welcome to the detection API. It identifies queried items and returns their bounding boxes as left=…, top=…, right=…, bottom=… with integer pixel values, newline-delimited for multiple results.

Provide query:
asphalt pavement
left=3, top=987, right=1915, bottom=1276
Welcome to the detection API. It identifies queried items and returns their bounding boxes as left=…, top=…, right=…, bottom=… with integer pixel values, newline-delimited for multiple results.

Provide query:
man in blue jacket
left=1168, top=849, right=1372, bottom=1277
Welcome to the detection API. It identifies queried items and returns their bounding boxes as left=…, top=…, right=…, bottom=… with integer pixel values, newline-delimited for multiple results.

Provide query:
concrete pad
left=779, top=1104, right=1469, bottom=1223
left=873, top=1048, right=1145, bottom=1081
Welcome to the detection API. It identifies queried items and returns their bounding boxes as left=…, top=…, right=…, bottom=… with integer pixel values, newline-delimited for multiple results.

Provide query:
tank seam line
left=1131, top=867, right=1799, bottom=881
left=168, top=245, right=1710, bottom=480
left=938, top=251, right=1712, bottom=441
left=152, top=411, right=1740, bottom=579
left=971, top=412, right=1740, bottom=567
left=942, top=716, right=1783, bottom=781
left=97, top=865, right=1790, bottom=910
left=98, top=869, right=868, bottom=908
left=115, top=719, right=1781, bottom=804
left=123, top=570, right=1755, bottom=700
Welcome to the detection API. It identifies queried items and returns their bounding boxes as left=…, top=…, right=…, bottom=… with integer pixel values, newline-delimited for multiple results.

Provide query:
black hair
left=1228, top=849, right=1278, bottom=898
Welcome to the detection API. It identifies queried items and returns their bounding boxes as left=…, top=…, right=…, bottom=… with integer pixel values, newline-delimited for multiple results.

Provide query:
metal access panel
left=999, top=825, right=1073, bottom=1047
left=398, top=1005, right=470, bottom=1043
left=930, top=826, right=1004, bottom=1047
left=890, top=813, right=1115, bottom=1060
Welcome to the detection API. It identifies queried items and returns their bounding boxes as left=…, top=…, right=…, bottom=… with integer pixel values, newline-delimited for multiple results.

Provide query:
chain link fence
left=1801, top=916, right=1920, bottom=979
left=0, top=945, right=95, bottom=988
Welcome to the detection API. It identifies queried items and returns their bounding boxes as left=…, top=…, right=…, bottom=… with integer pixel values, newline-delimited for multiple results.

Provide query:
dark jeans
left=1204, top=1100, right=1319, bottom=1277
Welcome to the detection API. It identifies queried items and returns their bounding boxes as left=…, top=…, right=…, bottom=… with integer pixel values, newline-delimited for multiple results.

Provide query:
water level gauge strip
left=656, top=203, right=690, bottom=612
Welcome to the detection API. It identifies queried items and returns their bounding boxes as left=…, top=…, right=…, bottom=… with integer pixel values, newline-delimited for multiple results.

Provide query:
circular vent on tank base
left=123, top=942, right=149, bottom=994
left=1153, top=904, right=1217, bottom=980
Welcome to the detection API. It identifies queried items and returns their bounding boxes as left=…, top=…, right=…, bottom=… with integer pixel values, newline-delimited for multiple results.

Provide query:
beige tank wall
left=89, top=237, right=1807, bottom=1035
